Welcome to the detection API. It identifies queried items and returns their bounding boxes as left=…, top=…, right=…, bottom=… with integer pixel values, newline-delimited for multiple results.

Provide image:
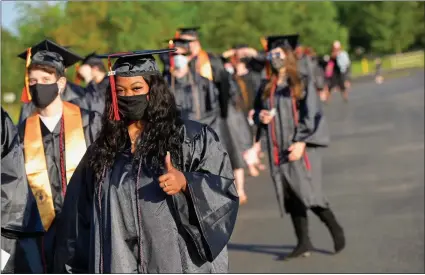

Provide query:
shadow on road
left=228, top=243, right=333, bottom=260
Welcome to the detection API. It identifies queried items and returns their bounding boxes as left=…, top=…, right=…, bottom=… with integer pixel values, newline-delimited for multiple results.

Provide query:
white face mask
left=225, top=67, right=235, bottom=75
left=174, top=54, right=188, bottom=70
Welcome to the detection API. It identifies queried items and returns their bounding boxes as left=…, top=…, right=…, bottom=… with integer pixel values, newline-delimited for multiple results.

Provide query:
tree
left=1, top=28, right=25, bottom=99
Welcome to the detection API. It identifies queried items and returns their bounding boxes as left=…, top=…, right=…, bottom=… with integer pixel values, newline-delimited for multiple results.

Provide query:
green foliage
left=1, top=1, right=424, bottom=107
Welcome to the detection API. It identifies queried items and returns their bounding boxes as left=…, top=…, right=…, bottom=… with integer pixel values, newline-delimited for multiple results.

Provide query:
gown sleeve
left=253, top=81, right=268, bottom=142
left=172, top=123, right=239, bottom=262
left=1, top=109, right=44, bottom=236
left=293, top=76, right=330, bottom=147
left=53, top=151, right=94, bottom=273
left=209, top=54, right=231, bottom=119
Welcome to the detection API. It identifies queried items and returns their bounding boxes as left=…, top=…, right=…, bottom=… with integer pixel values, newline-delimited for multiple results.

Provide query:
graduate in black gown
left=167, top=38, right=222, bottom=133
left=1, top=107, right=44, bottom=273
left=178, top=28, right=254, bottom=205
left=53, top=49, right=238, bottom=273
left=253, top=34, right=345, bottom=259
left=177, top=27, right=231, bottom=124
left=16, top=40, right=102, bottom=272
left=76, top=52, right=109, bottom=115
left=17, top=41, right=92, bottom=124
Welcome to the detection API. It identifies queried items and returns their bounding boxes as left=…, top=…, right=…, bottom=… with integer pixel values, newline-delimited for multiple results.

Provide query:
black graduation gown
left=237, top=71, right=262, bottom=114
left=53, top=121, right=239, bottom=273
left=1, top=107, right=44, bottom=274
left=254, top=76, right=330, bottom=216
left=18, top=82, right=91, bottom=124
left=189, top=52, right=231, bottom=119
left=298, top=55, right=325, bottom=91
left=17, top=108, right=102, bottom=272
left=221, top=75, right=254, bottom=169
left=169, top=73, right=222, bottom=137
left=84, top=76, right=109, bottom=115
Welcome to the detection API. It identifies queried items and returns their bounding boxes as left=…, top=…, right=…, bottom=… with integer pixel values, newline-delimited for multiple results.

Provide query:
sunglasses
left=266, top=52, right=282, bottom=60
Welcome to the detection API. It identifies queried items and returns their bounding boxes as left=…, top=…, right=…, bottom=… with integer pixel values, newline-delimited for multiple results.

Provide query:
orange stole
left=197, top=50, right=213, bottom=81
left=24, top=102, right=87, bottom=230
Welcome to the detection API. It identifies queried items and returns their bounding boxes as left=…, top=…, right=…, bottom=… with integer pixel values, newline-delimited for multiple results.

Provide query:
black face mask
left=117, top=94, right=149, bottom=122
left=29, top=83, right=60, bottom=109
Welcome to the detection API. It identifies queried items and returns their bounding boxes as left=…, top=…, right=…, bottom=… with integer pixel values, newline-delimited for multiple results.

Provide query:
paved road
left=229, top=69, right=425, bottom=273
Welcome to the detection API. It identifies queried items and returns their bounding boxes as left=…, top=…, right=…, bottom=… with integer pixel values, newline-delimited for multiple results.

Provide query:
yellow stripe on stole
left=24, top=102, right=87, bottom=231
left=197, top=50, right=213, bottom=81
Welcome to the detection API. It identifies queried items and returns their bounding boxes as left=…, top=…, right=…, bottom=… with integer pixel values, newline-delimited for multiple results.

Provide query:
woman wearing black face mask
left=253, top=35, right=345, bottom=260
left=54, top=49, right=238, bottom=273
left=15, top=40, right=102, bottom=273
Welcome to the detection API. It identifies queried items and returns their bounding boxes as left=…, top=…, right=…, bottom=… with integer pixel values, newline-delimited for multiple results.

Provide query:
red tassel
left=108, top=56, right=120, bottom=121
left=169, top=40, right=175, bottom=72
left=74, top=63, right=81, bottom=85
left=260, top=37, right=271, bottom=80
left=21, top=48, right=32, bottom=103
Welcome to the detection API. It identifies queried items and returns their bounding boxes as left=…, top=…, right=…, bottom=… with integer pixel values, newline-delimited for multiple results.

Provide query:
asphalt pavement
left=229, top=69, right=425, bottom=273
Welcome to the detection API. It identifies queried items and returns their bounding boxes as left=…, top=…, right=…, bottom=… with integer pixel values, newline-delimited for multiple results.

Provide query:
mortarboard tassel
left=169, top=40, right=175, bottom=72
left=21, top=48, right=32, bottom=103
left=260, top=37, right=271, bottom=80
left=107, top=56, right=120, bottom=121
left=74, top=63, right=81, bottom=85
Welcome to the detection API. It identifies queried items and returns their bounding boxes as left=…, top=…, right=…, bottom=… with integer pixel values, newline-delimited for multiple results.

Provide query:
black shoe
left=283, top=214, right=314, bottom=260
left=285, top=242, right=313, bottom=259
left=312, top=207, right=346, bottom=254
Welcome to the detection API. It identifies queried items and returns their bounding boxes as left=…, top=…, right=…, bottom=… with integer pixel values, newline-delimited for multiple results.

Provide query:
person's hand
left=259, top=110, right=274, bottom=125
left=158, top=152, right=187, bottom=195
left=288, top=142, right=306, bottom=162
left=77, top=64, right=93, bottom=84
left=244, top=48, right=258, bottom=57
left=222, top=49, right=235, bottom=59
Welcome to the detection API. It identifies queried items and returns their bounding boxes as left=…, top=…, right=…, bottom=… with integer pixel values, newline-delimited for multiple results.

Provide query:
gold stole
left=24, top=102, right=87, bottom=231
left=197, top=50, right=213, bottom=81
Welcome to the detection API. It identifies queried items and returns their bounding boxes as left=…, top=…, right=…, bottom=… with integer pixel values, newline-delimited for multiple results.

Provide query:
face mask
left=271, top=57, right=285, bottom=71
left=174, top=55, right=188, bottom=70
left=117, top=94, right=149, bottom=122
left=225, top=67, right=235, bottom=75
left=29, top=83, right=60, bottom=109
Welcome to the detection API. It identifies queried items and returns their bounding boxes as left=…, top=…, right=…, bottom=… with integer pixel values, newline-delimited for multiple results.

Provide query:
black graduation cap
left=18, top=39, right=83, bottom=74
left=166, top=38, right=193, bottom=50
left=177, top=27, right=200, bottom=38
left=267, top=34, right=300, bottom=51
left=95, top=48, right=176, bottom=121
left=82, top=52, right=105, bottom=67
left=96, top=48, right=175, bottom=77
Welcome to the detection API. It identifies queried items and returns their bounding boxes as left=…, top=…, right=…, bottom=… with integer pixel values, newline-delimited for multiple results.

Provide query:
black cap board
left=267, top=34, right=300, bottom=51
left=168, top=38, right=193, bottom=50
left=96, top=48, right=176, bottom=77
left=178, top=27, right=200, bottom=38
left=82, top=52, right=105, bottom=67
left=18, top=39, right=83, bottom=74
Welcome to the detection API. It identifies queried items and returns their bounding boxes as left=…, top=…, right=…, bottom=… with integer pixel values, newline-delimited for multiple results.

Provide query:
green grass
left=351, top=51, right=424, bottom=77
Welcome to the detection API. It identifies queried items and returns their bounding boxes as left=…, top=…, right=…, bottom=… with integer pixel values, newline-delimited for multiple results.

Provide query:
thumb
left=165, top=151, right=173, bottom=171
left=288, top=144, right=294, bottom=151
